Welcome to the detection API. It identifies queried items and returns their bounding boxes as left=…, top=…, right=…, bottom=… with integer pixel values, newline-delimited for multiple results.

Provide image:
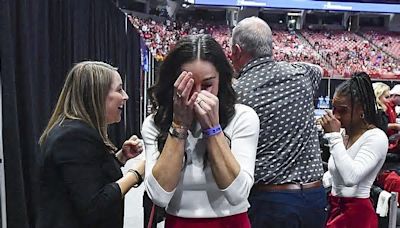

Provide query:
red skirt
left=327, top=194, right=377, bottom=228
left=165, top=212, right=251, bottom=228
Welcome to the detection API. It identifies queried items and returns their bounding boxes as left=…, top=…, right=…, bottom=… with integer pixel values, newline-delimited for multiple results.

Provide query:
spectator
left=386, top=85, right=400, bottom=136
left=372, top=82, right=390, bottom=132
left=385, top=85, right=400, bottom=153
left=37, top=61, right=145, bottom=228
left=142, top=34, right=260, bottom=228
left=320, top=72, right=388, bottom=228
left=231, top=16, right=326, bottom=228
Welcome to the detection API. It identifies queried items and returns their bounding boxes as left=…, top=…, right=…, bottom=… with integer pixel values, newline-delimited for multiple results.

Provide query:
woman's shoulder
left=143, top=114, right=155, bottom=124
left=233, top=103, right=259, bottom=120
left=142, top=114, right=156, bottom=129
left=228, top=104, right=260, bottom=130
left=234, top=103, right=257, bottom=115
left=367, top=127, right=387, bottom=137
left=360, top=128, right=389, bottom=155
left=364, top=128, right=389, bottom=143
left=141, top=114, right=160, bottom=137
left=47, top=119, right=101, bottom=143
left=42, top=119, right=106, bottom=161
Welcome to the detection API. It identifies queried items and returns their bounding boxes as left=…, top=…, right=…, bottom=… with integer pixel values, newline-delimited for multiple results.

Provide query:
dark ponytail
left=335, top=72, right=382, bottom=130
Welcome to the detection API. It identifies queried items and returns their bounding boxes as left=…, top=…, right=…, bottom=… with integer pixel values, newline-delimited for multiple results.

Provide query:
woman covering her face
left=142, top=34, right=260, bottom=228
left=320, top=72, right=388, bottom=228
left=37, top=61, right=145, bottom=228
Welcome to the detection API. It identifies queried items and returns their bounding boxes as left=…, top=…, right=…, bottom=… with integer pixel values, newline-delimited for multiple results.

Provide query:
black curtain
left=0, top=0, right=141, bottom=227
left=126, top=22, right=143, bottom=136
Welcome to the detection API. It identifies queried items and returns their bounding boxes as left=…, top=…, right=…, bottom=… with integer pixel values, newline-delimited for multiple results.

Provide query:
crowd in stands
left=128, top=15, right=231, bottom=61
left=362, top=29, right=400, bottom=59
left=128, top=14, right=400, bottom=79
left=272, top=30, right=332, bottom=75
left=302, top=30, right=400, bottom=78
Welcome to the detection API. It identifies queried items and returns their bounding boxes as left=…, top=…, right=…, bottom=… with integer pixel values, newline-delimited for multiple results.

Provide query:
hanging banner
left=140, top=39, right=149, bottom=72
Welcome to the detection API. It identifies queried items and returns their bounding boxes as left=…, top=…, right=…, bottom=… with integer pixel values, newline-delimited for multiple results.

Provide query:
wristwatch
left=169, top=126, right=188, bottom=139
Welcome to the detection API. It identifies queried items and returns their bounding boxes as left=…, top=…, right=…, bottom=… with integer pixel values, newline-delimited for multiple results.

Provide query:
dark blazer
left=37, top=119, right=123, bottom=228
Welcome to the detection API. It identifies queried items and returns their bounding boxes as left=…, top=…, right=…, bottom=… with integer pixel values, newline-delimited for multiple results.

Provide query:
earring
left=360, top=113, right=365, bottom=119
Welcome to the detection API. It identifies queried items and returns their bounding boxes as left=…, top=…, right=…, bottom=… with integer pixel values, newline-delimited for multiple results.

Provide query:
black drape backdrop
left=0, top=0, right=142, bottom=227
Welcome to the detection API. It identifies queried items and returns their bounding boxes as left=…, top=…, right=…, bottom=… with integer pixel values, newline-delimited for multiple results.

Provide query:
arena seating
left=128, top=15, right=400, bottom=79
left=301, top=30, right=400, bottom=78
left=361, top=28, right=400, bottom=59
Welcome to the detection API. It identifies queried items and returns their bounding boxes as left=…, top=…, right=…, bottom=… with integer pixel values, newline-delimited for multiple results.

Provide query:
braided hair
left=335, top=72, right=382, bottom=130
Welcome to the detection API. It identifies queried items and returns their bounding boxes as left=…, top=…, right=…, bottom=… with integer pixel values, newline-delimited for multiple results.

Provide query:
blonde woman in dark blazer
left=37, top=61, right=144, bottom=228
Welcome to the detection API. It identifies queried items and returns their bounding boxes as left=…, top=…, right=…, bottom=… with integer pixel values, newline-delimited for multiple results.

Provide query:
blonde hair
left=372, top=82, right=390, bottom=111
left=39, top=61, right=118, bottom=151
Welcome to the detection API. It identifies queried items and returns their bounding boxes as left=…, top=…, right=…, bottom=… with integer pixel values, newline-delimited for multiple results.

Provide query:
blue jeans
left=248, top=186, right=328, bottom=228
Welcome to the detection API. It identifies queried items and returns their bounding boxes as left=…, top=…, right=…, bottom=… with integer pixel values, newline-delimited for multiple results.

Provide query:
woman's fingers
left=181, top=78, right=194, bottom=102
left=174, top=71, right=187, bottom=88
left=197, top=92, right=217, bottom=108
left=194, top=102, right=207, bottom=118
left=175, top=72, right=194, bottom=102
left=196, top=97, right=212, bottom=112
left=188, top=92, right=198, bottom=106
left=128, top=135, right=138, bottom=141
left=199, top=90, right=213, bottom=97
left=197, top=93, right=212, bottom=104
left=325, top=109, right=335, bottom=119
left=320, top=116, right=327, bottom=126
left=320, top=114, right=326, bottom=123
left=176, top=73, right=191, bottom=95
left=173, top=73, right=196, bottom=126
left=321, top=113, right=332, bottom=127
left=124, top=140, right=142, bottom=150
left=198, top=90, right=218, bottom=102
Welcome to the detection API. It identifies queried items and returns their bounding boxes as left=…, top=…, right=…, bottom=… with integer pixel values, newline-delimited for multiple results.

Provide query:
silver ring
left=176, top=92, right=182, bottom=98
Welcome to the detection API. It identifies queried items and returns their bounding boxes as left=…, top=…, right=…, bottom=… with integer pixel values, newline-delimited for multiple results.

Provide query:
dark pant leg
left=300, top=186, right=329, bottom=228
left=143, top=191, right=165, bottom=228
left=248, top=186, right=328, bottom=228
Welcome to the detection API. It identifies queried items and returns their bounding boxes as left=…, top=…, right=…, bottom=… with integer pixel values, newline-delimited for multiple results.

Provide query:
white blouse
left=142, top=104, right=260, bottom=218
left=323, top=128, right=388, bottom=198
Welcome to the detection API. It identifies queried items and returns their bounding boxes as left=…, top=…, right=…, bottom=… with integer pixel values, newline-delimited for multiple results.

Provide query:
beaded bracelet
left=127, top=169, right=143, bottom=188
left=202, top=124, right=222, bottom=137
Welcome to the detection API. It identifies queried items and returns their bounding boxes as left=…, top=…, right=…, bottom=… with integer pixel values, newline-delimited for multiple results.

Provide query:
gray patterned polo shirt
left=234, top=56, right=324, bottom=184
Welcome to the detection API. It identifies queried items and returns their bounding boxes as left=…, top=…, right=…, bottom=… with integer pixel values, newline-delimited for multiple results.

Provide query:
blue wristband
left=203, top=124, right=222, bottom=137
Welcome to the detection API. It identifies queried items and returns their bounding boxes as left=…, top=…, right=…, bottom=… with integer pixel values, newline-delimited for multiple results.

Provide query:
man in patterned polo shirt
left=231, top=16, right=327, bottom=228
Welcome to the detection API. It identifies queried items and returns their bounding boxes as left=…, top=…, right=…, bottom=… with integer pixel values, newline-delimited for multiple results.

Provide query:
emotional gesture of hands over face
left=173, top=71, right=219, bottom=129
left=173, top=71, right=198, bottom=127
left=171, top=69, right=240, bottom=190
left=319, top=110, right=341, bottom=133
left=194, top=91, right=220, bottom=130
